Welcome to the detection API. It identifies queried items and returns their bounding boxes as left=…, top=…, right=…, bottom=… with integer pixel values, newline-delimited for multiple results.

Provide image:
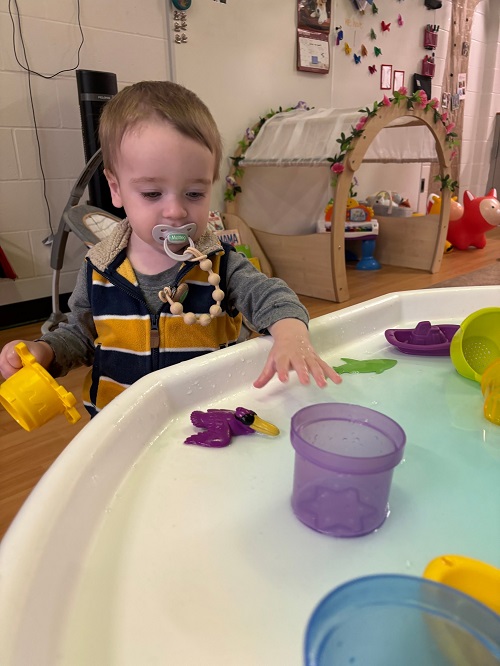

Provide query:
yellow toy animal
left=427, top=193, right=464, bottom=220
left=427, top=194, right=464, bottom=253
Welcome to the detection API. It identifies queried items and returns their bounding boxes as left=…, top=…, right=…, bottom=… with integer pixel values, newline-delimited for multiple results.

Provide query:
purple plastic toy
left=185, top=407, right=279, bottom=447
left=290, top=403, right=406, bottom=538
left=384, top=321, right=460, bottom=356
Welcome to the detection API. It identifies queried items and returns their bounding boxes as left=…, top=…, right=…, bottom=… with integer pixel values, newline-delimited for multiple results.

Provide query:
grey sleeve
left=39, top=262, right=97, bottom=377
left=225, top=251, right=309, bottom=334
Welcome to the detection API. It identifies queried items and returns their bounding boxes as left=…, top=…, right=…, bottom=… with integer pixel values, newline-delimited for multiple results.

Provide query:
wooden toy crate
left=374, top=214, right=443, bottom=270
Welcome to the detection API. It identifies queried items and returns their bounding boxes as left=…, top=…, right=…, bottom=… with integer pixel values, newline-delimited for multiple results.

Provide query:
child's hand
left=253, top=319, right=342, bottom=389
left=0, top=340, right=54, bottom=380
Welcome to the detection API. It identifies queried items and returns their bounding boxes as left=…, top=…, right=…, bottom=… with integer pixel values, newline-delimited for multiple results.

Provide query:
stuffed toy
left=447, top=189, right=500, bottom=250
left=365, top=191, right=412, bottom=217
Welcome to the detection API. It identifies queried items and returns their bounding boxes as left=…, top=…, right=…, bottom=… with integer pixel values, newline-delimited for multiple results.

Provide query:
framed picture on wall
left=393, top=70, right=404, bottom=92
left=297, top=28, right=330, bottom=74
left=380, top=64, right=392, bottom=90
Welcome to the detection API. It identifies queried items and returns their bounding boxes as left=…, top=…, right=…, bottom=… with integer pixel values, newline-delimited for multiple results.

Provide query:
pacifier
left=152, top=223, right=198, bottom=261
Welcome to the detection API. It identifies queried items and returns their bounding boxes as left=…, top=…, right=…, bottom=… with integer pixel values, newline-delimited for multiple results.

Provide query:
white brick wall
left=0, top=1, right=169, bottom=307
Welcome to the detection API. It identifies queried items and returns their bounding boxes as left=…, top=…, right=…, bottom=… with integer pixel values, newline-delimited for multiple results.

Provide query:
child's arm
left=253, top=318, right=342, bottom=389
left=0, top=340, right=54, bottom=379
left=0, top=265, right=96, bottom=381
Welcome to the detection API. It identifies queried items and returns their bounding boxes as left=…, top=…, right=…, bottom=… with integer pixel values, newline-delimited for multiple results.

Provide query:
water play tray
left=1, top=287, right=500, bottom=665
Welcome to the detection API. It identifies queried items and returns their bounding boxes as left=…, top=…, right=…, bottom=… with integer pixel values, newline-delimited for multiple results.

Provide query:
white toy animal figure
left=366, top=191, right=391, bottom=209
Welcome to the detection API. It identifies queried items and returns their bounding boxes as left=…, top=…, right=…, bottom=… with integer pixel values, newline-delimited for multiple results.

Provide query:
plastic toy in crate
left=366, top=190, right=413, bottom=217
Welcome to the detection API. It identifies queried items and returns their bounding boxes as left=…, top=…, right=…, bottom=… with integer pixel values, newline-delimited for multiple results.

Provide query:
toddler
left=0, top=81, right=341, bottom=417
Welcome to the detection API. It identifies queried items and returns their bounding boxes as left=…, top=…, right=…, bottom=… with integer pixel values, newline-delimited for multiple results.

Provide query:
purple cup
left=290, top=403, right=406, bottom=537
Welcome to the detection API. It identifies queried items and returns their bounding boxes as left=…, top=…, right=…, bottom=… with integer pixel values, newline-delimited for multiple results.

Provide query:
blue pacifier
left=152, top=223, right=198, bottom=261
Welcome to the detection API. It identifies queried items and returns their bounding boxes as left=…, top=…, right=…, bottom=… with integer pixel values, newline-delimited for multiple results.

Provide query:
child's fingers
left=7, top=346, right=23, bottom=369
left=253, top=358, right=278, bottom=389
left=321, top=362, right=343, bottom=385
left=0, top=341, right=23, bottom=379
left=289, top=356, right=311, bottom=385
left=254, top=350, right=342, bottom=389
left=297, top=355, right=341, bottom=388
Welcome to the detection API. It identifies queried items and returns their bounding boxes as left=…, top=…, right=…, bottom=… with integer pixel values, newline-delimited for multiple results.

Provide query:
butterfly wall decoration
left=354, top=53, right=361, bottom=64
left=381, top=21, right=391, bottom=32
left=368, top=64, right=377, bottom=74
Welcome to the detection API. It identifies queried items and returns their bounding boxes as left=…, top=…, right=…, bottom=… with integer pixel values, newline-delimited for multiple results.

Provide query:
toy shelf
left=225, top=102, right=453, bottom=303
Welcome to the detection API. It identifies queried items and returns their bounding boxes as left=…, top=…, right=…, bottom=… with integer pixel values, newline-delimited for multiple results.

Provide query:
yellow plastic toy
left=0, top=342, right=81, bottom=432
left=424, top=555, right=500, bottom=615
left=427, top=193, right=464, bottom=220
left=481, top=359, right=500, bottom=426
left=450, top=307, right=500, bottom=382
left=427, top=194, right=464, bottom=253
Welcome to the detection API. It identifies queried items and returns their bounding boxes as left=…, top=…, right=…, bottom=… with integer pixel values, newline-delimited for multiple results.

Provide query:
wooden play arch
left=225, top=100, right=454, bottom=303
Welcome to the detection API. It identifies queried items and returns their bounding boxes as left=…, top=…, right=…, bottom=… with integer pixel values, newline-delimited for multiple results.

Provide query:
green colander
left=450, top=307, right=500, bottom=382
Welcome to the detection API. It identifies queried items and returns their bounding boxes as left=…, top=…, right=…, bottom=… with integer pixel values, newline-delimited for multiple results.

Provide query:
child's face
left=106, top=119, right=215, bottom=261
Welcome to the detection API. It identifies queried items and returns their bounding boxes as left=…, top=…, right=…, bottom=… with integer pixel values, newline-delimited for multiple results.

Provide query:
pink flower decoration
left=416, top=90, right=428, bottom=107
left=331, top=162, right=345, bottom=174
left=429, top=97, right=440, bottom=109
left=355, top=116, right=368, bottom=131
left=445, top=122, right=456, bottom=134
left=441, top=111, right=448, bottom=122
left=450, top=149, right=458, bottom=160
left=397, top=86, right=408, bottom=96
left=382, top=95, right=391, bottom=106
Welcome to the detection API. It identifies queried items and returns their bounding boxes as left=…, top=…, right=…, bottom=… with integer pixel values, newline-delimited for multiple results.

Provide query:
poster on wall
left=380, top=64, right=392, bottom=90
left=297, top=0, right=331, bottom=74
left=297, top=0, right=331, bottom=32
left=297, top=29, right=330, bottom=73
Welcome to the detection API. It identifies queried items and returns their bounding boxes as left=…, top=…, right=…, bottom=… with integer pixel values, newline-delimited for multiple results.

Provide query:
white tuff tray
left=1, top=287, right=500, bottom=665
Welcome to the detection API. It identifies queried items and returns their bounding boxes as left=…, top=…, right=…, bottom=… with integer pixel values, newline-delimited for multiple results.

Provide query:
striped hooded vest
left=82, top=243, right=241, bottom=417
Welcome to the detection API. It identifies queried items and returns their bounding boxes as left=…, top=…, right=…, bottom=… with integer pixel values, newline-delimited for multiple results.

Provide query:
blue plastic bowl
left=305, top=574, right=500, bottom=665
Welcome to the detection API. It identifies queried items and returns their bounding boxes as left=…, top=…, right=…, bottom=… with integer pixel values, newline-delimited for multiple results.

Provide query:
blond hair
left=99, top=80, right=222, bottom=180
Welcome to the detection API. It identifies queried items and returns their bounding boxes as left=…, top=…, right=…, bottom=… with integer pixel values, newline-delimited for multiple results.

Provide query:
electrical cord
left=8, top=0, right=85, bottom=237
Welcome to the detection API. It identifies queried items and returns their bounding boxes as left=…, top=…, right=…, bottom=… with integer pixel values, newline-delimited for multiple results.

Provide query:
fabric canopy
left=240, top=107, right=438, bottom=166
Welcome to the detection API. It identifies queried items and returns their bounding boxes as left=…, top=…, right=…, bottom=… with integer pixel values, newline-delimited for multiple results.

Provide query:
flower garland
left=224, top=101, right=310, bottom=202
left=328, top=88, right=460, bottom=193
left=225, top=89, right=460, bottom=201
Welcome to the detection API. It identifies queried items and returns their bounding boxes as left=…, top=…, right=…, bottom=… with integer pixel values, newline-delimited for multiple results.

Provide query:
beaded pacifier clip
left=152, top=223, right=223, bottom=326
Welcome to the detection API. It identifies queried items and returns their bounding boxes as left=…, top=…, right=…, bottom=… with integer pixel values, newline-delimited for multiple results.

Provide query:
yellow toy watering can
left=0, top=342, right=81, bottom=431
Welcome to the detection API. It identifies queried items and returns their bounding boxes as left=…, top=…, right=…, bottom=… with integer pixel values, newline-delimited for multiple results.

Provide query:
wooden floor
left=1, top=229, right=500, bottom=541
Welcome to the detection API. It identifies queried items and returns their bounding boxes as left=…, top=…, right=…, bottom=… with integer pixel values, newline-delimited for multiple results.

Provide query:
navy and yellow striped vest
left=83, top=246, right=242, bottom=417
